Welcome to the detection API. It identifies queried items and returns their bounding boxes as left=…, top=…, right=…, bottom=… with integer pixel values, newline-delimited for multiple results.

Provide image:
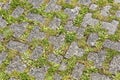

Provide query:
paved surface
left=0, top=0, right=120, bottom=80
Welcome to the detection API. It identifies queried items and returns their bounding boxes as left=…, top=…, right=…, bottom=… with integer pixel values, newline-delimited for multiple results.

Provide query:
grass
left=0, top=72, right=9, bottom=80
left=65, top=32, right=76, bottom=43
left=45, top=63, right=59, bottom=80
left=19, top=72, right=34, bottom=80
left=73, top=5, right=89, bottom=27
left=113, top=73, right=120, bottom=80
left=80, top=66, right=98, bottom=80
left=103, top=49, right=120, bottom=71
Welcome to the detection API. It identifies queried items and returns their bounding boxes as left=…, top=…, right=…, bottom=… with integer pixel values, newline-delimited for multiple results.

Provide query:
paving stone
left=109, top=55, right=120, bottom=74
left=9, top=78, right=17, bottom=80
left=0, top=34, right=4, bottom=41
left=64, top=6, right=80, bottom=20
left=116, top=10, right=120, bottom=17
left=10, top=22, right=28, bottom=38
left=28, top=0, right=43, bottom=8
left=0, top=2, right=3, bottom=7
left=49, top=17, right=61, bottom=30
left=30, top=46, right=43, bottom=60
left=102, top=20, right=119, bottom=34
left=112, top=20, right=119, bottom=25
left=6, top=56, right=26, bottom=73
left=27, top=26, right=46, bottom=42
left=87, top=50, right=106, bottom=68
left=76, top=27, right=85, bottom=39
left=45, top=0, right=61, bottom=12
left=89, top=4, right=98, bottom=10
left=65, top=0, right=71, bottom=3
left=114, top=0, right=120, bottom=3
left=3, top=3, right=10, bottom=10
left=49, top=34, right=65, bottom=50
left=64, top=21, right=78, bottom=32
left=78, top=0, right=91, bottom=6
left=65, top=42, right=85, bottom=59
left=2, top=1, right=11, bottom=10
left=48, top=0, right=57, bottom=3
left=72, top=63, right=85, bottom=80
left=0, top=16, right=7, bottom=28
left=103, top=39, right=120, bottom=52
left=48, top=53, right=63, bottom=64
left=29, top=66, right=48, bottom=80
left=90, top=73, right=111, bottom=80
left=0, top=51, right=7, bottom=64
left=7, top=40, right=28, bottom=53
left=101, top=5, right=112, bottom=17
left=87, top=33, right=99, bottom=46
left=27, top=13, right=44, bottom=23
left=54, top=73, right=62, bottom=80
left=1, top=0, right=120, bottom=79
left=81, top=13, right=99, bottom=27
left=59, top=61, right=67, bottom=71
left=12, top=6, right=24, bottom=18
